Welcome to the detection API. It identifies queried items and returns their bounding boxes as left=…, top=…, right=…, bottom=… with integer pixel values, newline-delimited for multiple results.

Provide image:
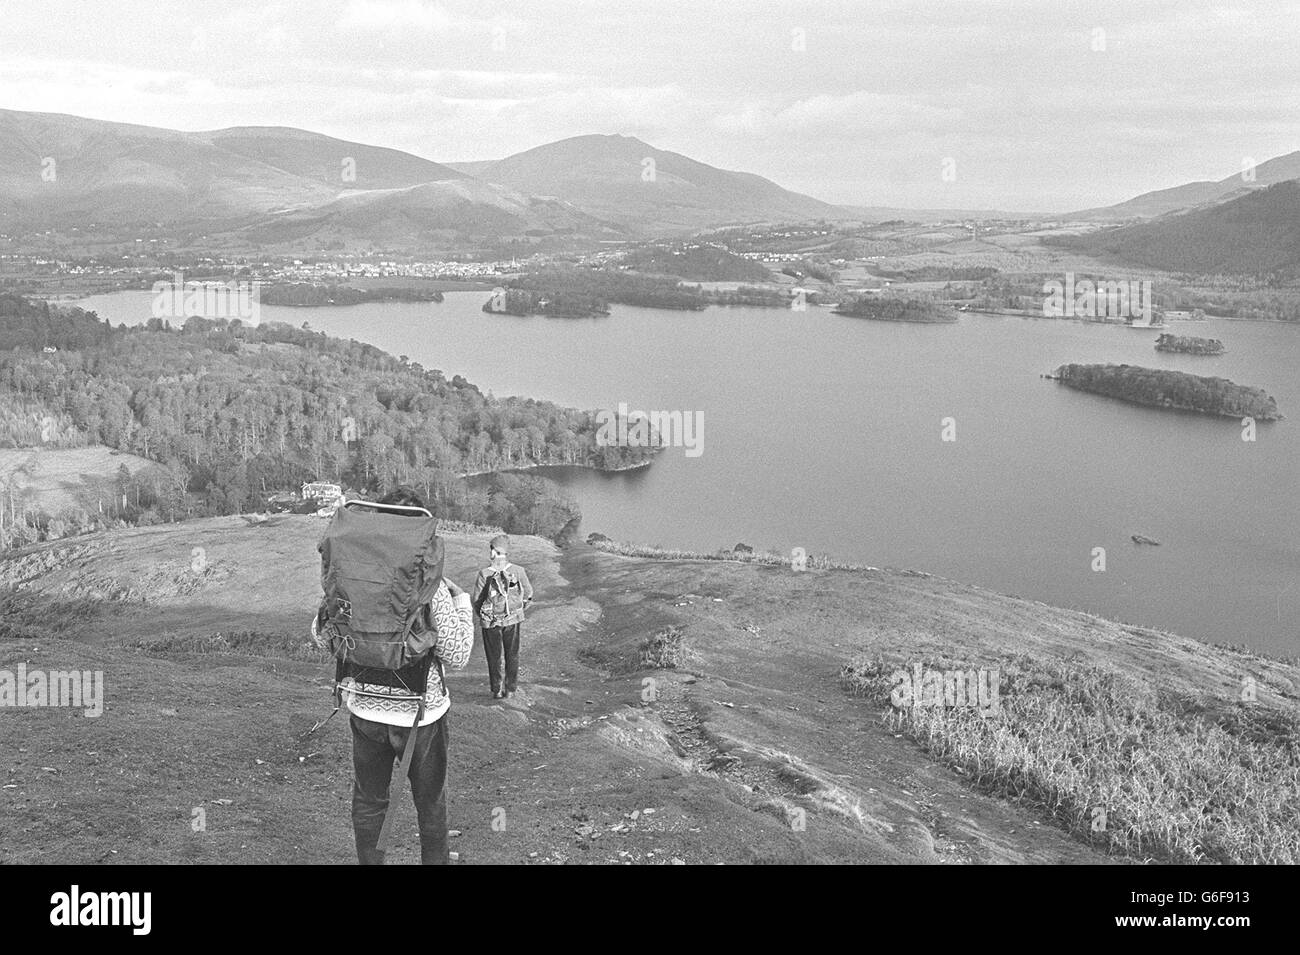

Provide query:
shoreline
left=459, top=459, right=654, bottom=479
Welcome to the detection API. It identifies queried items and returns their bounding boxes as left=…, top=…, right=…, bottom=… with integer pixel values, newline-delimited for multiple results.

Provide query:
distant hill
left=452, top=134, right=844, bottom=234
left=1063, top=181, right=1300, bottom=275
left=0, top=108, right=607, bottom=250
left=0, top=109, right=464, bottom=226
left=1070, top=150, right=1300, bottom=220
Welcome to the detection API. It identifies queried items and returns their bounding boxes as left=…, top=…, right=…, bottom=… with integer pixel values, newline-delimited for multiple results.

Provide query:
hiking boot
left=421, top=845, right=451, bottom=865
left=491, top=689, right=503, bottom=699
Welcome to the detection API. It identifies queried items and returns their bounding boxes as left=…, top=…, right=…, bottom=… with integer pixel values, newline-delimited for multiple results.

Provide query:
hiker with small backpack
left=310, top=487, right=473, bottom=865
left=473, top=534, right=533, bottom=699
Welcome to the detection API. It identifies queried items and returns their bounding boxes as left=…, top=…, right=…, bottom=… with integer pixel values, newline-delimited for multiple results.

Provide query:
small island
left=1155, top=333, right=1225, bottom=355
left=1049, top=363, right=1281, bottom=419
left=833, top=296, right=957, bottom=323
left=261, top=282, right=444, bottom=306
left=483, top=287, right=611, bottom=317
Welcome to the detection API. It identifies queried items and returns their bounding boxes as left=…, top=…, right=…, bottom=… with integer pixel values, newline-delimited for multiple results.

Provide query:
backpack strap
left=375, top=694, right=426, bottom=853
left=475, top=568, right=500, bottom=618
left=374, top=653, right=435, bottom=853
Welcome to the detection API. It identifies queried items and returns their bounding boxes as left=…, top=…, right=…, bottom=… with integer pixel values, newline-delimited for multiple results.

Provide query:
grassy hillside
left=3, top=519, right=1295, bottom=864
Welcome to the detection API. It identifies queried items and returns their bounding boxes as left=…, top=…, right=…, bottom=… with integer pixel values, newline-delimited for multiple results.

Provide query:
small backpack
left=481, top=564, right=523, bottom=622
left=316, top=500, right=446, bottom=693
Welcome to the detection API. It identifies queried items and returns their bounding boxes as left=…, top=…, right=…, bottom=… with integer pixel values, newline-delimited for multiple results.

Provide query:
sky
left=2, top=0, right=1298, bottom=212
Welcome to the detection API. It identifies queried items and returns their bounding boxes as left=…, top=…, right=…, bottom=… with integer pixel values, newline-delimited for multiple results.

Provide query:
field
left=0, top=445, right=155, bottom=516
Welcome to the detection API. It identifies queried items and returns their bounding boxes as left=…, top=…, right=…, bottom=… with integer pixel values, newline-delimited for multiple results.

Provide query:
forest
left=0, top=294, right=657, bottom=543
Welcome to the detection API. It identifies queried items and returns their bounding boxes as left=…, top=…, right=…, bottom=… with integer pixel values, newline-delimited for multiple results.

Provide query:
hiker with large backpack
left=310, top=487, right=473, bottom=865
left=472, top=534, right=533, bottom=699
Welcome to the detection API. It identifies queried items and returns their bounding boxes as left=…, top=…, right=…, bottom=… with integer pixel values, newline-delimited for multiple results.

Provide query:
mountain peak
left=461, top=133, right=840, bottom=234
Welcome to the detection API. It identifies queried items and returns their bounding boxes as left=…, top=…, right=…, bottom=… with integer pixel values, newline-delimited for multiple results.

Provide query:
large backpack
left=317, top=500, right=446, bottom=692
left=315, top=498, right=447, bottom=855
left=479, top=564, right=524, bottom=622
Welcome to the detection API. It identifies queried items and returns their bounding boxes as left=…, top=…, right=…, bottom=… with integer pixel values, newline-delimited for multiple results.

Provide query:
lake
left=79, top=289, right=1300, bottom=656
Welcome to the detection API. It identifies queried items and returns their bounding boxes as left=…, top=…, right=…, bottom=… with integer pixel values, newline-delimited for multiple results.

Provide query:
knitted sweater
left=311, top=581, right=474, bottom=727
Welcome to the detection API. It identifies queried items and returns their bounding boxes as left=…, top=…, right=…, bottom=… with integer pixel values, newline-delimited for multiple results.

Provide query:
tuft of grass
left=841, top=654, right=1300, bottom=864
left=639, top=626, right=689, bottom=669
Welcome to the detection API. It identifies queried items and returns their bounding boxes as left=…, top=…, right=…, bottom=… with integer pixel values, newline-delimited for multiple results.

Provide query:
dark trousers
left=481, top=623, right=521, bottom=693
left=350, top=713, right=449, bottom=865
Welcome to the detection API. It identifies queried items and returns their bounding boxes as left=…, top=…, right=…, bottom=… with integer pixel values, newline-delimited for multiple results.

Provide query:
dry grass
left=128, top=630, right=329, bottom=662
left=841, top=654, right=1300, bottom=864
left=639, top=625, right=689, bottom=669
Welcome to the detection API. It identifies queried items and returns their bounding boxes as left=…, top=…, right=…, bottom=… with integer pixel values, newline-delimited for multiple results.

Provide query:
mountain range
left=0, top=109, right=843, bottom=251
left=4, top=107, right=1298, bottom=255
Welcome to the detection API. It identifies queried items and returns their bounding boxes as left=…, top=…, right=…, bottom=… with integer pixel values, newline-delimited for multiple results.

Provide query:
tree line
left=0, top=294, right=656, bottom=543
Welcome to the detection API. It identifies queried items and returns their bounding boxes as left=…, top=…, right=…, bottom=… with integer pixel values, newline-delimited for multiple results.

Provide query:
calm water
left=80, top=290, right=1300, bottom=656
